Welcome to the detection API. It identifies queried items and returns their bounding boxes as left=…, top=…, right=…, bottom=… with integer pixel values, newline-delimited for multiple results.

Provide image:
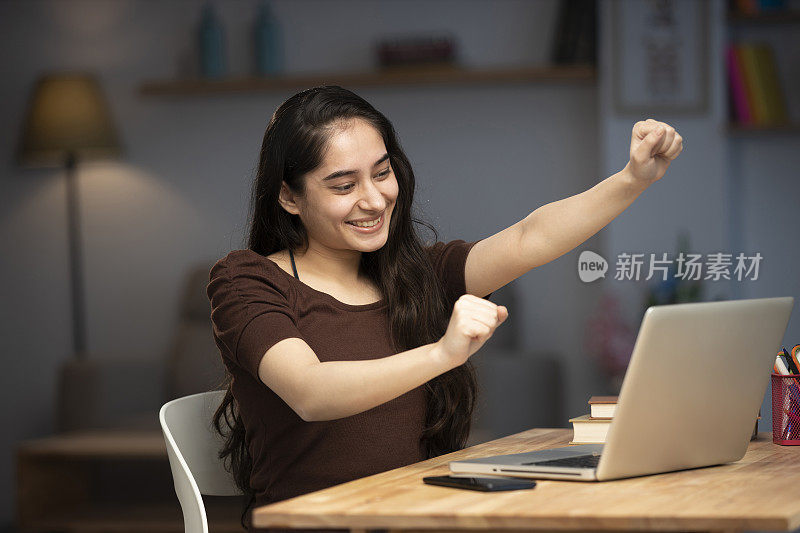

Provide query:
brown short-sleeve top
left=206, top=239, right=481, bottom=511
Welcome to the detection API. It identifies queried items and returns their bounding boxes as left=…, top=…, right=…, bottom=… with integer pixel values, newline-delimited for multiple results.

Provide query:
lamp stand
left=65, top=152, right=87, bottom=359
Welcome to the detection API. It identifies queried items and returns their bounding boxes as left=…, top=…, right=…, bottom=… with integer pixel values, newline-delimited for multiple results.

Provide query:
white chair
left=159, top=390, right=242, bottom=533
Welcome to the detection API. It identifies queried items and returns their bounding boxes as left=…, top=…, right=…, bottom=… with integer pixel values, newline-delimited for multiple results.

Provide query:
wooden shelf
left=139, top=64, right=597, bottom=96
left=727, top=10, right=800, bottom=24
left=17, top=429, right=166, bottom=458
left=727, top=122, right=800, bottom=135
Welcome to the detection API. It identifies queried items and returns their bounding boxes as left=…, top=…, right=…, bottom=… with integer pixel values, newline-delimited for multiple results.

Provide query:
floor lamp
left=17, top=73, right=122, bottom=429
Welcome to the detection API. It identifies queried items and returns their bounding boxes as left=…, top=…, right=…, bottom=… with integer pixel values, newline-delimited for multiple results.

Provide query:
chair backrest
left=159, top=390, right=241, bottom=533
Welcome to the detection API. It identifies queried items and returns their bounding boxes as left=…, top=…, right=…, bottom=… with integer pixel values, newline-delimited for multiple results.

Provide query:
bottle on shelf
left=253, top=0, right=283, bottom=77
left=198, top=2, right=227, bottom=79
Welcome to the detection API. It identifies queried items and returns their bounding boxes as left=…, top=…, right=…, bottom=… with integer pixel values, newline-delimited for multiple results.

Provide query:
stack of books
left=569, top=395, right=617, bottom=445
left=726, top=42, right=788, bottom=127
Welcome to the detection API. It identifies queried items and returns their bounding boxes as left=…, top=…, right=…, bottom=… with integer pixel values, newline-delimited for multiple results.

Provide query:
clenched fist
left=434, top=294, right=509, bottom=369
left=627, top=118, right=684, bottom=187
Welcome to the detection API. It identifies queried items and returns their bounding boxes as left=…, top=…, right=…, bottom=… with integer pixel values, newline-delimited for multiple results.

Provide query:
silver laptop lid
left=597, top=296, right=794, bottom=481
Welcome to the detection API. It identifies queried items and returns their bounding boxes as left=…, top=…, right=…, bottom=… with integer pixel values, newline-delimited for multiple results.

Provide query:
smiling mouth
left=346, top=214, right=383, bottom=228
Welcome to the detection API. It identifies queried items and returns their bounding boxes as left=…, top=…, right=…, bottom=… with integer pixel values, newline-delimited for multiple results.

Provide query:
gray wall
left=1, top=0, right=797, bottom=528
left=599, top=0, right=800, bottom=431
left=0, top=0, right=606, bottom=524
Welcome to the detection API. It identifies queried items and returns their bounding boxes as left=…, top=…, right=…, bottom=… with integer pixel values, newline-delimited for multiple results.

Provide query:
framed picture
left=612, top=0, right=709, bottom=114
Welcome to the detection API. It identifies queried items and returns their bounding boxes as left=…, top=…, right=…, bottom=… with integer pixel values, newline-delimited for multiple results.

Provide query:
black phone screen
left=422, top=475, right=536, bottom=492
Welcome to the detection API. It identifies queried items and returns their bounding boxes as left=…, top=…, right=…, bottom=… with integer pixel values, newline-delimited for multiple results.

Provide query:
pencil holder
left=771, top=373, right=800, bottom=445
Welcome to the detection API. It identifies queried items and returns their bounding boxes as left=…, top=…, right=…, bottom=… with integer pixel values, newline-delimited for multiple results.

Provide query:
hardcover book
left=569, top=414, right=611, bottom=444
left=588, top=395, right=618, bottom=419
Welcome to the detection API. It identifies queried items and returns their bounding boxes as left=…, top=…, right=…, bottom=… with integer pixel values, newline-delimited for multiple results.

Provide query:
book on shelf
left=726, top=42, right=788, bottom=127
left=569, top=414, right=611, bottom=444
left=588, top=395, right=618, bottom=419
left=726, top=45, right=753, bottom=124
left=754, top=45, right=789, bottom=125
left=551, top=0, right=597, bottom=65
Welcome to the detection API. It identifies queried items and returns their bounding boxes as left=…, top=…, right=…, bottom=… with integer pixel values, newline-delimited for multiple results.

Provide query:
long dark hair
left=212, top=86, right=478, bottom=529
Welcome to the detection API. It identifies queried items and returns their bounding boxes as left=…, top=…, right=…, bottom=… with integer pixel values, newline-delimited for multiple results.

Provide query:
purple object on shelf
left=375, top=33, right=457, bottom=67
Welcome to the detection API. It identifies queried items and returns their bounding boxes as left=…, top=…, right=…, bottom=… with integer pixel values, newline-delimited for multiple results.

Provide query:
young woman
left=207, top=85, right=683, bottom=530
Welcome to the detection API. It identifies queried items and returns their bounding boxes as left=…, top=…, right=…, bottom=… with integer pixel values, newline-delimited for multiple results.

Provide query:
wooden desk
left=253, top=429, right=800, bottom=532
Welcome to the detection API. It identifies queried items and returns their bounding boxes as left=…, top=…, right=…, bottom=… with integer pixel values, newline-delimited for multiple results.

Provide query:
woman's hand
left=626, top=119, right=684, bottom=187
left=434, top=294, right=508, bottom=369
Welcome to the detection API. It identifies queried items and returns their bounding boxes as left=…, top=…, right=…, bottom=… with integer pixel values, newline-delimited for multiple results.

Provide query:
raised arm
left=464, top=119, right=683, bottom=298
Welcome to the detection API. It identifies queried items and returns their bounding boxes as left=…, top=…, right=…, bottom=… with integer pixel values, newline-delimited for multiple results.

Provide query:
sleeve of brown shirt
left=206, top=250, right=303, bottom=381
left=425, top=239, right=491, bottom=303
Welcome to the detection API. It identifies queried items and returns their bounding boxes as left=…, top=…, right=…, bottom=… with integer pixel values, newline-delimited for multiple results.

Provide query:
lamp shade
left=18, top=73, right=122, bottom=166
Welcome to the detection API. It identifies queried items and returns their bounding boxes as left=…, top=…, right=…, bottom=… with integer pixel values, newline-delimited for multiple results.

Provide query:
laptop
left=450, top=296, right=794, bottom=481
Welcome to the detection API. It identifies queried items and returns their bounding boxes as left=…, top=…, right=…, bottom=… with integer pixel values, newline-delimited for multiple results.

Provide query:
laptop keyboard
left=523, top=454, right=601, bottom=468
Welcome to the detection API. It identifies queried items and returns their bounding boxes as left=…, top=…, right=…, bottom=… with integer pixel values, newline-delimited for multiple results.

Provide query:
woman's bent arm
left=257, top=337, right=452, bottom=422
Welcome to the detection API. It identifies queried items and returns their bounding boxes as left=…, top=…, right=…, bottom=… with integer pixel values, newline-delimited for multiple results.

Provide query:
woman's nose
left=358, top=180, right=386, bottom=211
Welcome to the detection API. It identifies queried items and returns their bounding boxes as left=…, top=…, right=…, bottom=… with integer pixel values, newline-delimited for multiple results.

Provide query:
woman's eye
left=333, top=168, right=392, bottom=192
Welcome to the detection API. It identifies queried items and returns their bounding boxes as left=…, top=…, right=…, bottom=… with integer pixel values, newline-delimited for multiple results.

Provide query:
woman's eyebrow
left=321, top=153, right=389, bottom=181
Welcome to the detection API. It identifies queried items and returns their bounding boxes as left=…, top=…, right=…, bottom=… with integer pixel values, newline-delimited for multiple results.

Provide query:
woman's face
left=281, top=118, right=399, bottom=253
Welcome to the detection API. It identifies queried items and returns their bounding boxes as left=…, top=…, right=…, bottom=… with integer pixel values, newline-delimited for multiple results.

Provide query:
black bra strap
left=288, top=248, right=299, bottom=280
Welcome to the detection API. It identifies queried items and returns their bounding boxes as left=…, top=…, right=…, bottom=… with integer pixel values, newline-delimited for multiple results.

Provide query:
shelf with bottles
left=156, top=0, right=598, bottom=98
left=138, top=64, right=597, bottom=97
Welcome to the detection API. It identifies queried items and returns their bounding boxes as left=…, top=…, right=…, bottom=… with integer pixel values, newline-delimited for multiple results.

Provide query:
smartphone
left=423, top=475, right=536, bottom=492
